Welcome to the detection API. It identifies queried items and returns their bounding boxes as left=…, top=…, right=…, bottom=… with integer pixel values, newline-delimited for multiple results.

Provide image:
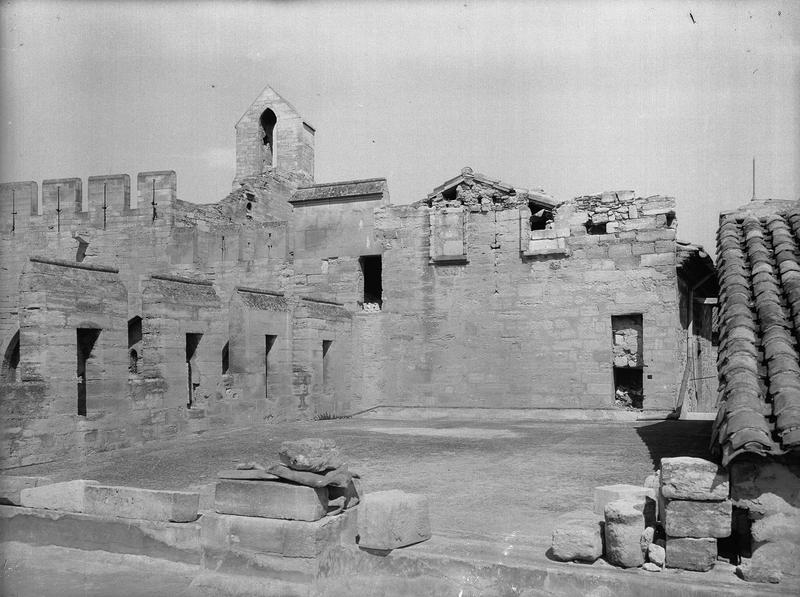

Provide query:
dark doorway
left=77, top=328, right=101, bottom=416
left=265, top=335, right=276, bottom=398
left=222, top=341, right=230, bottom=375
left=359, top=255, right=383, bottom=308
left=611, top=313, right=644, bottom=408
left=613, top=367, right=644, bottom=409
left=186, top=333, right=203, bottom=408
left=128, top=316, right=142, bottom=374
left=322, top=339, right=333, bottom=389
left=2, top=330, right=20, bottom=382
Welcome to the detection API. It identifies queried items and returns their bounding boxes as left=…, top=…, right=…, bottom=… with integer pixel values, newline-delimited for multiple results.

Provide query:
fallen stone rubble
left=550, top=455, right=799, bottom=585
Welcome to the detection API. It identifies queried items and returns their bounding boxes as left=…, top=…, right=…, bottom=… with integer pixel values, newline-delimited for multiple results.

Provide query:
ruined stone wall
left=292, top=300, right=353, bottom=418
left=350, top=191, right=683, bottom=414
left=1, top=259, right=128, bottom=467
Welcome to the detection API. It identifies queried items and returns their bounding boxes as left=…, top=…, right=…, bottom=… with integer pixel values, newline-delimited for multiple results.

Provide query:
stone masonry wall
left=349, top=189, right=683, bottom=413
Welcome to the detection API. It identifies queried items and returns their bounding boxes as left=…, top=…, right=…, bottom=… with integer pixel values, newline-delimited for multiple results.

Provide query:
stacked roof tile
left=712, top=202, right=800, bottom=466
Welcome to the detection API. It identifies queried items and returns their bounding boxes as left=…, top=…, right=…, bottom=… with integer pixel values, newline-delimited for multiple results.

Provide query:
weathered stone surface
left=357, top=490, right=431, bottom=550
left=215, top=480, right=328, bottom=521
left=639, top=525, right=654, bottom=556
left=647, top=542, right=665, bottom=567
left=604, top=499, right=645, bottom=568
left=593, top=484, right=655, bottom=526
left=665, top=536, right=717, bottom=571
left=664, top=499, right=731, bottom=538
left=279, top=438, right=343, bottom=473
left=20, top=479, right=99, bottom=512
left=751, top=512, right=800, bottom=544
left=660, top=457, right=729, bottom=501
left=84, top=485, right=199, bottom=522
left=0, top=476, right=52, bottom=505
left=550, top=510, right=603, bottom=562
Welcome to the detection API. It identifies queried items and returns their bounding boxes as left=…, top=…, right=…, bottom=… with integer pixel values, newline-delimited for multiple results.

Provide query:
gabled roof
left=426, top=167, right=560, bottom=209
left=711, top=200, right=800, bottom=466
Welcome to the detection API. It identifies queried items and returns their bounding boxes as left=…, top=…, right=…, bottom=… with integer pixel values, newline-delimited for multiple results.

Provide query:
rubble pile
left=549, top=457, right=752, bottom=580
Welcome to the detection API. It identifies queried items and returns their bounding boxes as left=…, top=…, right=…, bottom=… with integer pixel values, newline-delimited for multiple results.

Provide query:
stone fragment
left=639, top=526, right=654, bottom=558
left=0, top=476, right=52, bottom=505
left=665, top=537, right=717, bottom=572
left=604, top=499, right=645, bottom=568
left=357, top=490, right=431, bottom=550
left=217, top=469, right=279, bottom=481
left=739, top=560, right=782, bottom=584
left=550, top=510, right=603, bottom=563
left=664, top=499, right=732, bottom=538
left=278, top=438, right=343, bottom=473
left=215, top=480, right=328, bottom=521
left=84, top=485, right=199, bottom=522
left=750, top=512, right=800, bottom=544
left=20, top=479, right=99, bottom=512
left=642, top=562, right=661, bottom=572
left=660, top=457, right=729, bottom=501
left=648, top=543, right=665, bottom=567
left=750, top=539, right=800, bottom=580
left=594, top=484, right=656, bottom=526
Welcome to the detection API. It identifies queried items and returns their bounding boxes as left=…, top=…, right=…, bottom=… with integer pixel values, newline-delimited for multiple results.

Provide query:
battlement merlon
left=0, top=171, right=177, bottom=233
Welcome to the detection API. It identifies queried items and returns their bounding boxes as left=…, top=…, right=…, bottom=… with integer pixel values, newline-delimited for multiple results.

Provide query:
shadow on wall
left=634, top=420, right=715, bottom=469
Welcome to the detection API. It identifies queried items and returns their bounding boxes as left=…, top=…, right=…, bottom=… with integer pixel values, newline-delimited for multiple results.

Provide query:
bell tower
left=233, top=85, right=315, bottom=186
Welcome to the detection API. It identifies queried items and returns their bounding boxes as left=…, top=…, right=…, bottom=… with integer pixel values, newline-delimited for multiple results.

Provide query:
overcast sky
left=1, top=1, right=797, bottom=254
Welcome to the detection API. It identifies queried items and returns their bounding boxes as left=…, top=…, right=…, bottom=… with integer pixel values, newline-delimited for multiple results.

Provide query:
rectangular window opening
left=611, top=314, right=644, bottom=409
left=265, top=335, right=276, bottom=399
left=77, top=328, right=101, bottom=416
left=186, top=333, right=203, bottom=408
left=128, top=316, right=142, bottom=374
left=359, top=255, right=382, bottom=310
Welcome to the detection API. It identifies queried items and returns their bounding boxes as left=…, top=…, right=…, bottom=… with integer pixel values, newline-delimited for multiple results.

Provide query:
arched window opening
left=128, top=316, right=142, bottom=374
left=246, top=202, right=253, bottom=220
left=2, top=330, right=21, bottom=382
left=259, top=108, right=277, bottom=169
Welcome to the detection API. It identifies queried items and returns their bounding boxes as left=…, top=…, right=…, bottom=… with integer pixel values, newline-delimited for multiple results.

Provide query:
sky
left=1, top=0, right=798, bottom=255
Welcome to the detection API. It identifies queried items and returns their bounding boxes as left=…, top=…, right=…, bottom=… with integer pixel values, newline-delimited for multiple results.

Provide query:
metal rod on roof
left=752, top=157, right=756, bottom=201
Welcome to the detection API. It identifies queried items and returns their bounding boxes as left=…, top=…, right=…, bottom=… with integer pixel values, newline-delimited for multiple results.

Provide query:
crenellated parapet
left=0, top=171, right=177, bottom=234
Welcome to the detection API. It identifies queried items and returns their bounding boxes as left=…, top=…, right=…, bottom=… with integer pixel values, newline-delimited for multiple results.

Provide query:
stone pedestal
left=215, top=480, right=328, bottom=522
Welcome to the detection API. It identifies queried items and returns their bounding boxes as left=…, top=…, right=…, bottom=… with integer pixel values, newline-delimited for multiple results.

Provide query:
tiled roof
left=712, top=201, right=800, bottom=466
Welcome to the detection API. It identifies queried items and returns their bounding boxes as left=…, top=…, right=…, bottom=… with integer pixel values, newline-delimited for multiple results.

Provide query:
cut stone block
left=279, top=438, right=343, bottom=473
left=357, top=490, right=431, bottom=550
left=660, top=457, right=729, bottom=501
left=215, top=480, right=328, bottom=521
left=665, top=537, right=717, bottom=571
left=604, top=499, right=644, bottom=568
left=664, top=499, right=731, bottom=538
left=550, top=510, right=603, bottom=562
left=20, top=479, right=99, bottom=512
left=84, top=485, right=199, bottom=522
left=0, top=476, right=52, bottom=505
left=594, top=484, right=656, bottom=526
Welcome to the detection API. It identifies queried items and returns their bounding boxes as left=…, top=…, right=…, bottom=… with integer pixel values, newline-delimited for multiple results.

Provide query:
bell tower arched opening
left=260, top=108, right=277, bottom=170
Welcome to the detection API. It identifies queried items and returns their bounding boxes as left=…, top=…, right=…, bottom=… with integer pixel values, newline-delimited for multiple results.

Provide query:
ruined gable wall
left=350, top=190, right=682, bottom=414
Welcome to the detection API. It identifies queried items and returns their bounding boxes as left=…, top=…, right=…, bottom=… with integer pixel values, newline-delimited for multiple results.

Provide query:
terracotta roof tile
left=713, top=203, right=800, bottom=465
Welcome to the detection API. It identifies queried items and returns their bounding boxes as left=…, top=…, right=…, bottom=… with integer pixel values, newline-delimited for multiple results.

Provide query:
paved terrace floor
left=14, top=417, right=713, bottom=549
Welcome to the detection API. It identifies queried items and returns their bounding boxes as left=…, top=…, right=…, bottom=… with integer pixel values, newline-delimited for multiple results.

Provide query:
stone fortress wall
left=0, top=84, right=718, bottom=465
